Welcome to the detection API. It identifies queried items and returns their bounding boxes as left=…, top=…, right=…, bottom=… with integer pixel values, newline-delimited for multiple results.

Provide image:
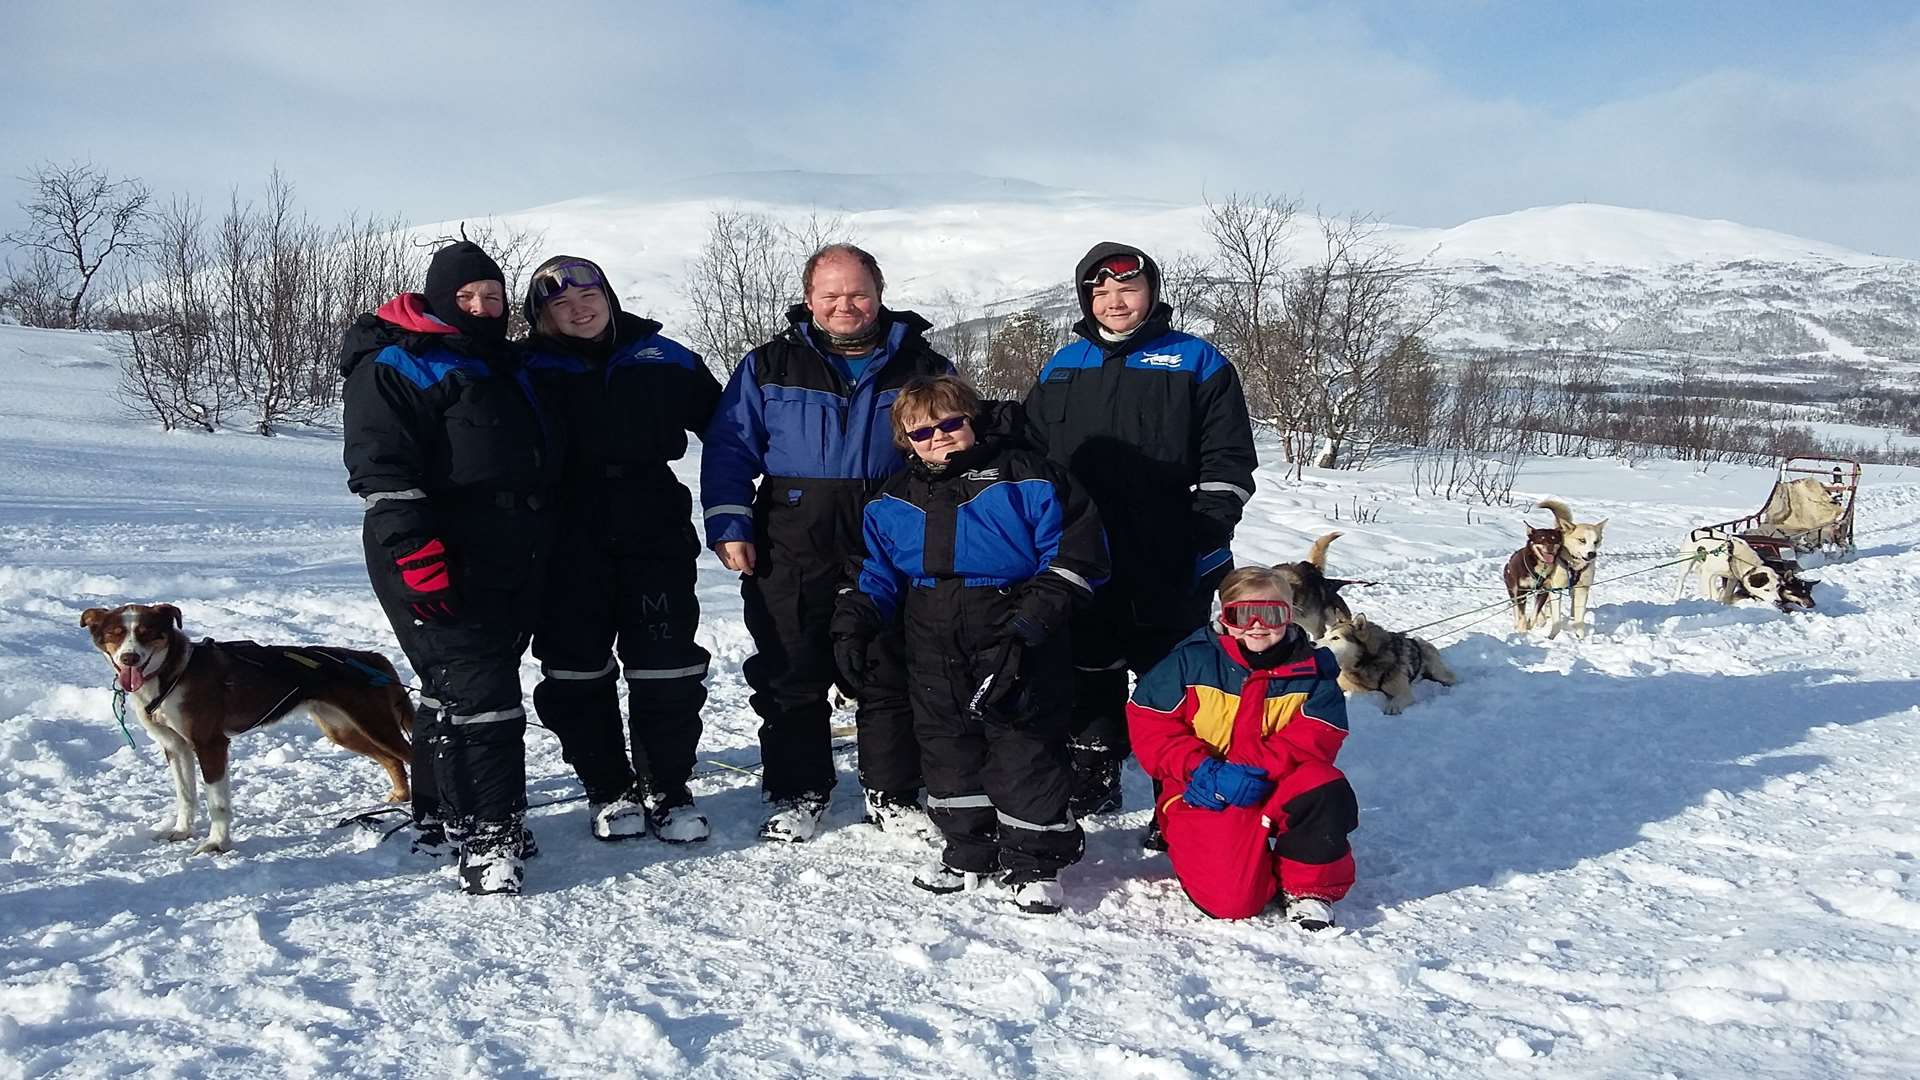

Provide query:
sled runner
left=1688, top=456, right=1860, bottom=575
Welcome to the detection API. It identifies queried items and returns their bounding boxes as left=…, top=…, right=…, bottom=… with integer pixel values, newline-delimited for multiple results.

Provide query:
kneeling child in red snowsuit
left=1126, top=567, right=1358, bottom=926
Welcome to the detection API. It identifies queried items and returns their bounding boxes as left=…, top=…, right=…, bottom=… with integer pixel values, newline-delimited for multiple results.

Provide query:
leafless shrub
left=115, top=196, right=230, bottom=432
left=4, top=159, right=151, bottom=328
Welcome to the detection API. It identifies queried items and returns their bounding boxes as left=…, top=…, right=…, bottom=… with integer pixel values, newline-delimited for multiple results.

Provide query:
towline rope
left=1392, top=543, right=1729, bottom=639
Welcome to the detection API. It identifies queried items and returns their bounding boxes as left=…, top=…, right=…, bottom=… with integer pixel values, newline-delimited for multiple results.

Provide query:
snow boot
left=757, top=793, right=830, bottom=843
left=1068, top=744, right=1123, bottom=818
left=1008, top=874, right=1065, bottom=915
left=1282, top=894, right=1335, bottom=932
left=911, top=861, right=985, bottom=895
left=864, top=788, right=934, bottom=838
left=458, top=815, right=526, bottom=896
left=409, top=815, right=457, bottom=858
left=589, top=785, right=648, bottom=842
left=1140, top=819, right=1168, bottom=853
left=646, top=786, right=710, bottom=844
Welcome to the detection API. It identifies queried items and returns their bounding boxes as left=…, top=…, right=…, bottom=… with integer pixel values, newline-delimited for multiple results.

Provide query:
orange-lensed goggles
left=1220, top=599, right=1293, bottom=631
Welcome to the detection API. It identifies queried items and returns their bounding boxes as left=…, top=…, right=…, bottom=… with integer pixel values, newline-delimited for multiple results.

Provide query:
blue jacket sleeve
left=699, top=351, right=767, bottom=547
left=853, top=499, right=907, bottom=623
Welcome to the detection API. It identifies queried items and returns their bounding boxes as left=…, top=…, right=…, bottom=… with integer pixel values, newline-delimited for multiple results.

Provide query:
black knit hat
left=424, top=241, right=508, bottom=342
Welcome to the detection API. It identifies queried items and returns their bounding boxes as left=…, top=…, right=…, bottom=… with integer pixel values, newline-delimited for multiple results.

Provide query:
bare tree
left=5, top=160, right=152, bottom=328
left=1155, top=250, right=1217, bottom=334
left=116, top=196, right=230, bottom=432
left=978, top=308, right=1064, bottom=398
left=682, top=209, right=796, bottom=375
left=0, top=250, right=72, bottom=328
left=931, top=287, right=992, bottom=386
left=1284, top=216, right=1448, bottom=469
left=1203, top=192, right=1302, bottom=455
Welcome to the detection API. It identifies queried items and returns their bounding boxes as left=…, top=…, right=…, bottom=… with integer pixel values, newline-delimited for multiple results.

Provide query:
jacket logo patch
left=634, top=347, right=665, bottom=360
left=961, top=469, right=1000, bottom=482
left=1137, top=353, right=1185, bottom=368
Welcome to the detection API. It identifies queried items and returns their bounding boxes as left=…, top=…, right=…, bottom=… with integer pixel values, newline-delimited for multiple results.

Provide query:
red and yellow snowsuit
left=1127, top=626, right=1358, bottom=919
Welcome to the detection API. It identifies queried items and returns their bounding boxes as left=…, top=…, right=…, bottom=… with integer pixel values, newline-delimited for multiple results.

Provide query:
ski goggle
left=905, top=415, right=969, bottom=443
left=1083, top=254, right=1147, bottom=286
left=530, top=261, right=607, bottom=306
left=1221, top=599, right=1293, bottom=631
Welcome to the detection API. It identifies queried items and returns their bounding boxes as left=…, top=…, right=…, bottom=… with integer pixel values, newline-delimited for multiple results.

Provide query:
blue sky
left=4, top=1, right=1917, bottom=258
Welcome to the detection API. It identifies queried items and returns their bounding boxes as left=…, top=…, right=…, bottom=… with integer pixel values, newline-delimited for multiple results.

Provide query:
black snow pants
left=531, top=482, right=710, bottom=804
left=909, top=581, right=1083, bottom=883
left=1069, top=566, right=1219, bottom=769
left=740, top=476, right=919, bottom=801
left=365, top=497, right=548, bottom=827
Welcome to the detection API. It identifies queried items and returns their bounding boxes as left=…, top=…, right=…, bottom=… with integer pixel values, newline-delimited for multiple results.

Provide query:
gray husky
left=1317, top=614, right=1457, bottom=715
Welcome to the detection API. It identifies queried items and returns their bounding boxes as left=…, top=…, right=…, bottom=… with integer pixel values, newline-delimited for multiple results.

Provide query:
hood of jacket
left=338, top=293, right=515, bottom=378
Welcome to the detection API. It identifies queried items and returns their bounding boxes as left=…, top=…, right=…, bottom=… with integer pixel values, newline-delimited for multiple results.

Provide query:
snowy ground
left=3, top=323, right=1919, bottom=1078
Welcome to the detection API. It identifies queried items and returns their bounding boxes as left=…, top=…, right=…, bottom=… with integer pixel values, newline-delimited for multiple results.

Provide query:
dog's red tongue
left=117, top=665, right=146, bottom=692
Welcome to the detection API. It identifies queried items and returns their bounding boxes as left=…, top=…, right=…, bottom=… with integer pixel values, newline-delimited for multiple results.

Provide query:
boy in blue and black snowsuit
left=833, top=376, right=1109, bottom=914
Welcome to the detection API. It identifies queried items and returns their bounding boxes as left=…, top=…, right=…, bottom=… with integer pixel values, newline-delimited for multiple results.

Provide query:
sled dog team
left=87, top=235, right=1787, bottom=926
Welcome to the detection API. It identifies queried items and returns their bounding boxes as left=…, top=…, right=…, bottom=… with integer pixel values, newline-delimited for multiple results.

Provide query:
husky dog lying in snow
left=1532, top=498, right=1607, bottom=639
left=1317, top=614, right=1457, bottom=714
left=1271, top=531, right=1360, bottom=640
left=81, top=603, right=413, bottom=853
left=1676, top=532, right=1818, bottom=611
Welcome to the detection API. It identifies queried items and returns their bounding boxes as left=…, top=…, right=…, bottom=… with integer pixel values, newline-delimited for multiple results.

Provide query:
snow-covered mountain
left=461, top=171, right=1920, bottom=385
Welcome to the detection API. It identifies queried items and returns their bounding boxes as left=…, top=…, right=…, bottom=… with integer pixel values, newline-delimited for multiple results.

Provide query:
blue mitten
left=1183, top=757, right=1274, bottom=810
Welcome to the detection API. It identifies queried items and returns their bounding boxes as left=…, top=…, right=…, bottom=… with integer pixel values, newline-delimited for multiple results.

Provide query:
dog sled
left=1688, top=456, right=1860, bottom=573
left=1676, top=457, right=1859, bottom=609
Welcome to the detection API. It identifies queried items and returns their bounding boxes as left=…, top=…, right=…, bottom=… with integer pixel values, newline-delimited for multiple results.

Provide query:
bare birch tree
left=5, top=160, right=152, bottom=328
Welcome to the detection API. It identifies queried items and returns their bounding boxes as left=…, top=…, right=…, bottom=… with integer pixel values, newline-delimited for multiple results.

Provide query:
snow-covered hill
left=461, top=171, right=1920, bottom=383
left=5, top=324, right=1920, bottom=1076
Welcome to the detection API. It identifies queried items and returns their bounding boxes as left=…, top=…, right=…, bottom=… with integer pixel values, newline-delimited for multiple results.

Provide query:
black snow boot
left=1068, top=744, right=1123, bottom=818
left=458, top=814, right=527, bottom=896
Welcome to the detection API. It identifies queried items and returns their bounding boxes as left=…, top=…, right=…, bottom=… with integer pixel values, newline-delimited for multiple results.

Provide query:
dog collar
left=140, top=639, right=199, bottom=718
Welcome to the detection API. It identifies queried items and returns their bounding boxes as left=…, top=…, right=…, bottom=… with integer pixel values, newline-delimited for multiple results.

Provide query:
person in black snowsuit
left=1023, top=242, right=1259, bottom=827
left=519, top=255, right=722, bottom=845
left=340, top=241, right=559, bottom=895
left=701, top=244, right=952, bottom=842
left=833, top=376, right=1109, bottom=915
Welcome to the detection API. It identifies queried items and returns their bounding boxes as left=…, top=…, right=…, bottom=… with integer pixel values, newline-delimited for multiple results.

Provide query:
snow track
left=3, top=325, right=1918, bottom=1078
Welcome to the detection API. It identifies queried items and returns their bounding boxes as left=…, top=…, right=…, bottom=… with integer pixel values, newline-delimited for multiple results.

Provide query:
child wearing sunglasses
left=832, top=375, right=1109, bottom=914
left=1126, top=567, right=1358, bottom=929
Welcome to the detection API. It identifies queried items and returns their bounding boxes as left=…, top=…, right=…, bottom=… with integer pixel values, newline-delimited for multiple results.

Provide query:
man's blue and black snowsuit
left=701, top=305, right=952, bottom=802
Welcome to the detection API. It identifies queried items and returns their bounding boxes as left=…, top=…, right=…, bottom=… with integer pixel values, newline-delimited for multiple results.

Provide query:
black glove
left=968, top=637, right=1026, bottom=723
left=830, top=589, right=883, bottom=699
left=1004, top=576, right=1076, bottom=647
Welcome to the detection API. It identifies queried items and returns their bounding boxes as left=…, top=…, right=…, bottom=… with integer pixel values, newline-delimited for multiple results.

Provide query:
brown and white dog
left=81, top=603, right=413, bottom=853
left=1533, top=498, right=1607, bottom=639
left=1503, top=525, right=1564, bottom=633
left=1272, top=531, right=1359, bottom=640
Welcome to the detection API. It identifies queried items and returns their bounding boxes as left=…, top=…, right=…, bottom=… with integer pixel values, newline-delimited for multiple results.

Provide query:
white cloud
left=3, top=1, right=1916, bottom=257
